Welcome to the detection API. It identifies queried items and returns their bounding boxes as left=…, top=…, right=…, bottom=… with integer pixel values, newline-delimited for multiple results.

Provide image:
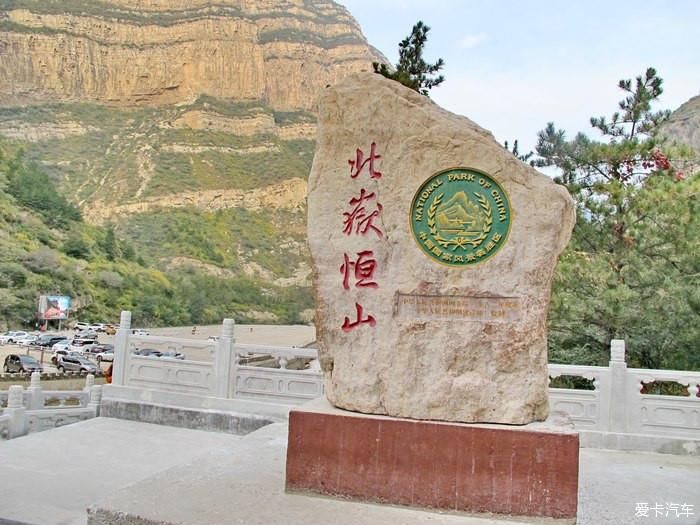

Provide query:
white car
left=0, top=331, right=29, bottom=344
left=15, top=334, right=38, bottom=346
left=131, top=329, right=150, bottom=336
left=52, top=340, right=72, bottom=353
left=88, top=323, right=107, bottom=332
left=69, top=338, right=98, bottom=354
left=96, top=348, right=114, bottom=362
left=72, top=322, right=90, bottom=331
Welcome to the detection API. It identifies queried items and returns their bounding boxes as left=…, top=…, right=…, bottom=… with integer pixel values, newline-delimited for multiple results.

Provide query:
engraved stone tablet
left=308, top=73, right=575, bottom=424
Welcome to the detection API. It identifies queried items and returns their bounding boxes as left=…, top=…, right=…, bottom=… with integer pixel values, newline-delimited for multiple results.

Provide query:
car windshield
left=19, top=356, right=39, bottom=364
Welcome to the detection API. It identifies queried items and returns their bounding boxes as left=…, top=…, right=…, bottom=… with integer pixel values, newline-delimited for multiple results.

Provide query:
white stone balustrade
left=86, top=313, right=700, bottom=454
left=548, top=340, right=700, bottom=453
left=0, top=373, right=101, bottom=440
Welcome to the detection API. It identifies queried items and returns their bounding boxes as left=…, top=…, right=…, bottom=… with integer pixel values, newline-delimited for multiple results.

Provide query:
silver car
left=56, top=355, right=99, bottom=374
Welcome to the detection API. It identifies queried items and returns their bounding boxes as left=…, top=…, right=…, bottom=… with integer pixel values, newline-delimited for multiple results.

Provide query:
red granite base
left=285, top=399, right=579, bottom=521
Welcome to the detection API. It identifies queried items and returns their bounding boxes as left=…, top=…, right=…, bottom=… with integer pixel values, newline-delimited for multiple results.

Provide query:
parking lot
left=0, top=329, right=113, bottom=375
left=1, top=323, right=316, bottom=375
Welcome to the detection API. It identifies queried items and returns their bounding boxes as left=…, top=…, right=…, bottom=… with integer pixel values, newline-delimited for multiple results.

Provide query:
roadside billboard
left=38, top=295, right=72, bottom=320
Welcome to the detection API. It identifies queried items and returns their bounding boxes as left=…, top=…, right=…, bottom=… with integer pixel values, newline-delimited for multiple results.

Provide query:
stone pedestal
left=286, top=398, right=579, bottom=522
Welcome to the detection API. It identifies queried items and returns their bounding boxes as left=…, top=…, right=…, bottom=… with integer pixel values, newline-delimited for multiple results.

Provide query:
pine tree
left=534, top=68, right=699, bottom=370
left=373, top=21, right=445, bottom=96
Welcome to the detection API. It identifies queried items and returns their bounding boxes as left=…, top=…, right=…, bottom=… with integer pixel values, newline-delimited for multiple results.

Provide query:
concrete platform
left=0, top=417, right=699, bottom=525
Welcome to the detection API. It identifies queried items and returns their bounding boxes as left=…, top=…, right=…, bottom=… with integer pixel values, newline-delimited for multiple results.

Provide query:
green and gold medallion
left=410, top=167, right=512, bottom=266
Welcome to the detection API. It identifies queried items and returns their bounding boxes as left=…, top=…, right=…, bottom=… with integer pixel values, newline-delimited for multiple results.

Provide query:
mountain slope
left=0, top=0, right=383, bottom=325
left=662, top=94, right=700, bottom=153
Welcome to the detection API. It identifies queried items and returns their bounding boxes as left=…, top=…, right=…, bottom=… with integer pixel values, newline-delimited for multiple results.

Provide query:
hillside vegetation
left=0, top=0, right=382, bottom=330
left=0, top=140, right=314, bottom=329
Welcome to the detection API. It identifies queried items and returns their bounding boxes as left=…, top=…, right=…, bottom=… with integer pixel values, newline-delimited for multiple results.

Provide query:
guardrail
left=110, top=312, right=322, bottom=407
left=548, top=340, right=700, bottom=448
left=0, top=373, right=101, bottom=440
left=104, top=311, right=700, bottom=454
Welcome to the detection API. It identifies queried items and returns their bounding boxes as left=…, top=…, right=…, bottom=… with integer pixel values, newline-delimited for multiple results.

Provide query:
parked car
left=96, top=348, right=115, bottom=363
left=52, top=340, right=72, bottom=353
left=51, top=349, right=82, bottom=365
left=72, top=322, right=90, bottom=331
left=56, top=355, right=99, bottom=374
left=105, top=325, right=117, bottom=335
left=133, top=348, right=162, bottom=357
left=3, top=354, right=43, bottom=374
left=88, top=323, right=107, bottom=332
left=161, top=350, right=185, bottom=360
left=15, top=334, right=38, bottom=347
left=0, top=331, right=29, bottom=344
left=131, top=329, right=150, bottom=336
left=35, top=334, right=68, bottom=348
left=69, top=338, right=98, bottom=353
left=75, top=330, right=99, bottom=340
left=87, top=343, right=113, bottom=355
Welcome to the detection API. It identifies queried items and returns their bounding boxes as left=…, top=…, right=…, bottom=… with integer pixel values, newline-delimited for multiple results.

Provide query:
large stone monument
left=307, top=73, right=574, bottom=424
left=287, top=73, right=579, bottom=521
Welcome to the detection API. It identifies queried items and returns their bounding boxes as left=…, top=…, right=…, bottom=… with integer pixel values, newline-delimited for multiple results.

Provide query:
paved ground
left=0, top=418, right=698, bottom=525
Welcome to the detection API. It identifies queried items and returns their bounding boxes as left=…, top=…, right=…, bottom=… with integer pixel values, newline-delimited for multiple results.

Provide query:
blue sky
left=340, top=0, right=700, bottom=155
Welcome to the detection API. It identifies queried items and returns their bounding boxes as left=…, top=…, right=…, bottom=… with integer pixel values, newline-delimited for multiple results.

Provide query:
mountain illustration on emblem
left=436, top=191, right=484, bottom=234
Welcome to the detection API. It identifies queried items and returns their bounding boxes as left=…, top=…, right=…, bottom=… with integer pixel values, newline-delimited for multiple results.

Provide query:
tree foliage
left=373, top=21, right=445, bottom=96
left=4, top=150, right=81, bottom=228
left=536, top=68, right=699, bottom=370
left=0, top=140, right=313, bottom=330
left=504, top=139, right=534, bottom=164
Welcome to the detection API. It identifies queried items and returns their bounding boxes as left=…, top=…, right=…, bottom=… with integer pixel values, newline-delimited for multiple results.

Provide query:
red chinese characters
left=340, top=250, right=378, bottom=290
left=341, top=302, right=377, bottom=332
left=338, top=143, right=384, bottom=332
left=348, top=141, right=382, bottom=180
left=342, top=188, right=384, bottom=238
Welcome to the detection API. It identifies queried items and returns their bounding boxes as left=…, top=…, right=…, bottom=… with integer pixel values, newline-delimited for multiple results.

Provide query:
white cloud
left=459, top=33, right=487, bottom=49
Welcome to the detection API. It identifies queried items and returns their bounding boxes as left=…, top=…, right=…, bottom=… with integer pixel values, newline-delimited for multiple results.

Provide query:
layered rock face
left=0, top=0, right=381, bottom=111
left=663, top=95, right=700, bottom=153
left=308, top=74, right=575, bottom=424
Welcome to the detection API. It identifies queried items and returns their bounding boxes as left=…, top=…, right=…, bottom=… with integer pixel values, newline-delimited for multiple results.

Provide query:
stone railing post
left=608, top=339, right=628, bottom=433
left=112, top=310, right=132, bottom=386
left=88, top=385, right=102, bottom=416
left=83, top=373, right=95, bottom=392
left=7, top=385, right=27, bottom=439
left=214, top=318, right=235, bottom=398
left=27, top=371, right=43, bottom=410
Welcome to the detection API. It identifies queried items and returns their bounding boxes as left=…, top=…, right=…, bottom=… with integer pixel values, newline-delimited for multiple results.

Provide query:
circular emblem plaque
left=410, top=167, right=512, bottom=266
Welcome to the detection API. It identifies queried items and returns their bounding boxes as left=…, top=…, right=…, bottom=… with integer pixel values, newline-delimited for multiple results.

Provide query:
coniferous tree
left=535, top=68, right=699, bottom=370
left=504, top=139, right=534, bottom=164
left=373, top=21, right=445, bottom=96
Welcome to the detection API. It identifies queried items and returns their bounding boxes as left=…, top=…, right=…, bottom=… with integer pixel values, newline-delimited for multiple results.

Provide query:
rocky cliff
left=0, top=0, right=382, bottom=111
left=0, top=0, right=385, bottom=323
left=663, top=94, right=700, bottom=154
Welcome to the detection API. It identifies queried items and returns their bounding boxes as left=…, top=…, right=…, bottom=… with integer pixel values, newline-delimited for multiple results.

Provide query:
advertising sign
left=38, top=295, right=72, bottom=320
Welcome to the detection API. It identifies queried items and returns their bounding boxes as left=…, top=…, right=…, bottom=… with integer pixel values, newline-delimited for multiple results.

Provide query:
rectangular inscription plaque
left=394, top=294, right=521, bottom=323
